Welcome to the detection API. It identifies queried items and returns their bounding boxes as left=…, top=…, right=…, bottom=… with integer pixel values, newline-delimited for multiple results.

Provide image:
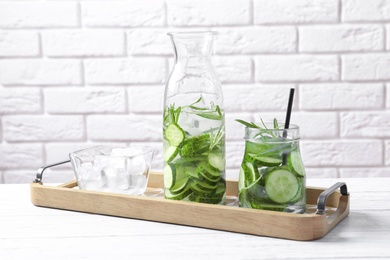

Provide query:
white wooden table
left=1, top=178, right=389, bottom=259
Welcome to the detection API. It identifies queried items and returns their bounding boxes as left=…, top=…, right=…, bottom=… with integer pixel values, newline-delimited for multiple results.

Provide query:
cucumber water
left=237, top=121, right=306, bottom=213
left=163, top=97, right=226, bottom=204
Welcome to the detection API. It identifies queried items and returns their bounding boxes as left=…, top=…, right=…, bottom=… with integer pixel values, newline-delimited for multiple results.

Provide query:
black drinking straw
left=283, top=88, right=295, bottom=136
left=282, top=88, right=295, bottom=164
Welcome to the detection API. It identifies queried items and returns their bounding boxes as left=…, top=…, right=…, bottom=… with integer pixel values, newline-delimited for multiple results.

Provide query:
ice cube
left=111, top=148, right=125, bottom=157
left=70, top=146, right=153, bottom=195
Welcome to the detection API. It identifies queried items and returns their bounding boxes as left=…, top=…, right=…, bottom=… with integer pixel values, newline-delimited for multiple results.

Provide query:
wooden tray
left=30, top=172, right=349, bottom=241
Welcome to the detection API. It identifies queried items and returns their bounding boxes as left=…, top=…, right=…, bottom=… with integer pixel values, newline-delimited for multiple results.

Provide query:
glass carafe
left=238, top=123, right=306, bottom=213
left=163, top=31, right=226, bottom=204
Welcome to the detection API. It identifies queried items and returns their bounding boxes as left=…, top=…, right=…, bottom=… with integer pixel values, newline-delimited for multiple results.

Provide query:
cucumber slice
left=199, top=172, right=220, bottom=186
left=208, top=153, right=225, bottom=171
left=164, top=146, right=179, bottom=162
left=239, top=176, right=262, bottom=208
left=238, top=165, right=245, bottom=191
left=191, top=181, right=225, bottom=201
left=243, top=153, right=257, bottom=164
left=238, top=190, right=248, bottom=208
left=188, top=193, right=224, bottom=204
left=169, top=177, right=189, bottom=194
left=164, top=124, right=185, bottom=147
left=174, top=156, right=205, bottom=166
left=165, top=187, right=192, bottom=200
left=290, top=182, right=303, bottom=203
left=254, top=156, right=282, bottom=167
left=215, top=181, right=226, bottom=196
left=265, top=169, right=299, bottom=204
left=163, top=164, right=175, bottom=189
left=243, top=162, right=259, bottom=187
left=183, top=166, right=199, bottom=180
left=249, top=198, right=285, bottom=211
left=245, top=141, right=266, bottom=154
left=174, top=165, right=186, bottom=181
left=196, top=162, right=221, bottom=181
left=288, top=151, right=305, bottom=176
left=191, top=181, right=217, bottom=193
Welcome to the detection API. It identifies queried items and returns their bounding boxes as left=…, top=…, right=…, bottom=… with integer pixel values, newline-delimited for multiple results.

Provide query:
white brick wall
left=42, top=30, right=125, bottom=57
left=0, top=60, right=82, bottom=85
left=255, top=55, right=339, bottom=82
left=0, top=31, right=40, bottom=57
left=299, top=25, right=384, bottom=52
left=254, top=0, right=339, bottom=24
left=0, top=0, right=389, bottom=183
left=342, top=0, right=390, bottom=22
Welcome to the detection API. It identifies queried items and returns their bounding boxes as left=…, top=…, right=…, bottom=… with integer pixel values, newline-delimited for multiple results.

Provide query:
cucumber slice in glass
left=290, top=181, right=303, bottom=203
left=245, top=141, right=266, bottom=154
left=265, top=169, right=299, bottom=204
left=288, top=151, right=305, bottom=176
left=243, top=162, right=259, bottom=187
left=254, top=156, right=282, bottom=167
left=164, top=124, right=185, bottom=147
left=238, top=165, right=246, bottom=191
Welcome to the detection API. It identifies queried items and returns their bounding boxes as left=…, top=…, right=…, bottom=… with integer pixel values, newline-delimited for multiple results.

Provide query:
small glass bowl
left=70, top=145, right=154, bottom=196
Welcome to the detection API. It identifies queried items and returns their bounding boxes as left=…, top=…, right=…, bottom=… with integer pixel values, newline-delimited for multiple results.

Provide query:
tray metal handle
left=316, top=182, right=349, bottom=215
left=33, top=160, right=71, bottom=183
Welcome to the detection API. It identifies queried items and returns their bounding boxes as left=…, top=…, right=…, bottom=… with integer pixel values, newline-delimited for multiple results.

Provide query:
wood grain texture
left=1, top=178, right=390, bottom=259
left=30, top=172, right=349, bottom=241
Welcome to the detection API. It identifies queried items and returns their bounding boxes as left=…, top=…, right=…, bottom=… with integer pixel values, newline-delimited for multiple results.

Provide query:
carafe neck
left=169, top=32, right=216, bottom=67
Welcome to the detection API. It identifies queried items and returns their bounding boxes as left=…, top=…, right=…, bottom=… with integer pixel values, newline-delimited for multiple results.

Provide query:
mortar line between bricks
left=381, top=139, right=385, bottom=166
left=123, top=30, right=128, bottom=57
left=10, top=51, right=389, bottom=58
left=337, top=55, right=342, bottom=81
left=80, top=59, right=85, bottom=86
left=3, top=22, right=390, bottom=30
left=254, top=80, right=390, bottom=84
left=249, top=0, right=254, bottom=25
left=82, top=115, right=88, bottom=142
left=337, top=0, right=342, bottom=23
left=383, top=25, right=387, bottom=51
left=219, top=51, right=390, bottom=56
left=295, top=27, right=300, bottom=53
left=163, top=1, right=168, bottom=27
left=77, top=2, right=82, bottom=28
left=37, top=30, right=43, bottom=58
left=254, top=21, right=390, bottom=26
left=381, top=83, right=387, bottom=109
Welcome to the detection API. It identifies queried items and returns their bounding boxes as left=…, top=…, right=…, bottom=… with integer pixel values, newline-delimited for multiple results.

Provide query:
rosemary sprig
left=235, top=119, right=261, bottom=129
left=165, top=103, right=181, bottom=124
left=164, top=96, right=224, bottom=125
left=209, top=124, right=225, bottom=151
left=235, top=118, right=280, bottom=139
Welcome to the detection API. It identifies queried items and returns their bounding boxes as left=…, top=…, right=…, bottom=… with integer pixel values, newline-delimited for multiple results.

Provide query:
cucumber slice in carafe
left=164, top=146, right=179, bottom=162
left=164, top=124, right=185, bottom=147
left=208, top=153, right=225, bottom=171
left=163, top=164, right=176, bottom=189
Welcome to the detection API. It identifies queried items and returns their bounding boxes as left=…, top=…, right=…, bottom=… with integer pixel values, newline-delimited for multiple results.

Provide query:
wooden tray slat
left=30, top=172, right=349, bottom=241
